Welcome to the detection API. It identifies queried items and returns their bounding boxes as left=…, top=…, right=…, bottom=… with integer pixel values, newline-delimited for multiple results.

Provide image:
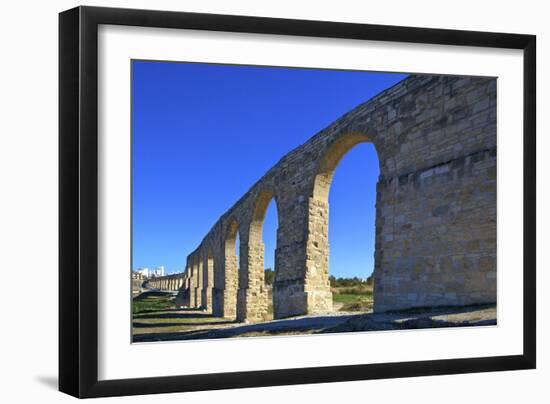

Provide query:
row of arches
left=179, top=132, right=377, bottom=322
left=147, top=275, right=183, bottom=291
left=176, top=75, right=498, bottom=318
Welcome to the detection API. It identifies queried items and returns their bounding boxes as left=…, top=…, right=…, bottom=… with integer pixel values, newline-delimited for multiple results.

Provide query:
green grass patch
left=333, top=293, right=369, bottom=303
left=133, top=292, right=174, bottom=315
left=332, top=289, right=373, bottom=312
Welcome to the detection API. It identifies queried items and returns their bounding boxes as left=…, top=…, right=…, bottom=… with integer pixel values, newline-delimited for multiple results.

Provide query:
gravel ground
left=133, top=304, right=496, bottom=342
left=323, top=304, right=496, bottom=333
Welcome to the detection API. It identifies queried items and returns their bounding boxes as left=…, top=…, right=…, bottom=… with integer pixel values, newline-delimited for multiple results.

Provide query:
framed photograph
left=59, top=5, right=536, bottom=398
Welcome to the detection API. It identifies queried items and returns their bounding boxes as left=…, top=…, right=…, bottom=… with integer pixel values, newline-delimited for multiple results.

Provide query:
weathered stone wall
left=179, top=74, right=497, bottom=320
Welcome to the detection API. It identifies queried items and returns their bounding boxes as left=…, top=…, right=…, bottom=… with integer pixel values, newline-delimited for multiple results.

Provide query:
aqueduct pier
left=160, top=74, right=496, bottom=323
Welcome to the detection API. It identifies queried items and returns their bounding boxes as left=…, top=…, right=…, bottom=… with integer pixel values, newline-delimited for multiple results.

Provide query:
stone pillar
left=195, top=259, right=203, bottom=308
left=304, top=198, right=333, bottom=314
left=201, top=252, right=214, bottom=312
left=213, top=220, right=238, bottom=319
left=237, top=236, right=268, bottom=323
left=223, top=252, right=238, bottom=319
left=185, top=277, right=191, bottom=306
left=212, top=260, right=223, bottom=316
left=188, top=266, right=196, bottom=308
left=272, top=196, right=310, bottom=319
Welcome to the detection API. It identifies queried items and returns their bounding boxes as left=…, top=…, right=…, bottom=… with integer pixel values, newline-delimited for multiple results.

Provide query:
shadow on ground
left=133, top=319, right=235, bottom=328
left=134, top=312, right=216, bottom=320
left=132, top=303, right=496, bottom=343
left=133, top=291, right=175, bottom=301
left=133, top=313, right=359, bottom=342
left=321, top=303, right=497, bottom=334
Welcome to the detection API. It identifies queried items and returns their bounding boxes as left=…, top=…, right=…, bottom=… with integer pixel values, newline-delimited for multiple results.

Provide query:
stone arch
left=304, top=131, right=380, bottom=314
left=237, top=189, right=279, bottom=322
left=250, top=190, right=279, bottom=243
left=312, top=132, right=374, bottom=202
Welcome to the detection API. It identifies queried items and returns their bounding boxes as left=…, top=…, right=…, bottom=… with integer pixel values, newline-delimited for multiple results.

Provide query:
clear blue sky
left=132, top=60, right=406, bottom=278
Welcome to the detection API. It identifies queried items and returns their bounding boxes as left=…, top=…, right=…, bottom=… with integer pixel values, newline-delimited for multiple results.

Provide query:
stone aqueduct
left=147, top=74, right=497, bottom=323
left=148, top=273, right=184, bottom=291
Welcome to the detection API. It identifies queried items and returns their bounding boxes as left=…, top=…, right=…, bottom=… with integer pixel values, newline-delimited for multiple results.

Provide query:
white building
left=135, top=267, right=149, bottom=278
left=151, top=266, right=165, bottom=278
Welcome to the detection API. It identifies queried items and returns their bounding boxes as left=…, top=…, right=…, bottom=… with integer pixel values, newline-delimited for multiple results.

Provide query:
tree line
left=264, top=268, right=373, bottom=287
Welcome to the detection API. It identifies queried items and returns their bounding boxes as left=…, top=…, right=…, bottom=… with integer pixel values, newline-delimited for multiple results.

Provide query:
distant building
left=135, top=267, right=149, bottom=278
left=151, top=266, right=165, bottom=278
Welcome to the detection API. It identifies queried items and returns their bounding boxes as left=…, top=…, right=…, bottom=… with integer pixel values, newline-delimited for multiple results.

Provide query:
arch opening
left=313, top=132, right=373, bottom=202
left=308, top=132, right=379, bottom=314
left=247, top=190, right=279, bottom=321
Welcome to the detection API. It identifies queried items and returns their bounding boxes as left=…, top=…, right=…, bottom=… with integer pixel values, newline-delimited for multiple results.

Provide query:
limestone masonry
left=148, top=74, right=497, bottom=323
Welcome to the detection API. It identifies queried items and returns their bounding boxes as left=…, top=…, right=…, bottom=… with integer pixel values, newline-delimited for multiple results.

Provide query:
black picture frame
left=59, top=5, right=536, bottom=398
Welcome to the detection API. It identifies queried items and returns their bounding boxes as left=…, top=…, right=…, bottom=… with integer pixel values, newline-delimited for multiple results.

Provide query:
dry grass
left=332, top=285, right=373, bottom=312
